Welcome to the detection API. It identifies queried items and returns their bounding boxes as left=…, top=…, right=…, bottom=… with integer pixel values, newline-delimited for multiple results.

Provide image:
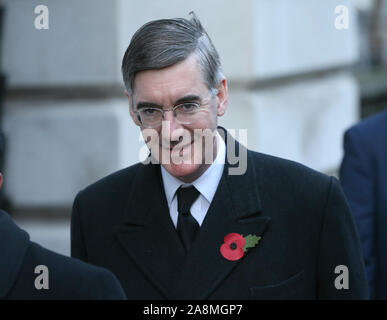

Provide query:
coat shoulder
left=0, top=211, right=30, bottom=299
left=346, top=110, right=387, bottom=138
left=343, top=110, right=387, bottom=157
left=247, top=150, right=336, bottom=213
left=250, top=150, right=331, bottom=189
left=75, top=162, right=144, bottom=202
left=8, top=241, right=126, bottom=300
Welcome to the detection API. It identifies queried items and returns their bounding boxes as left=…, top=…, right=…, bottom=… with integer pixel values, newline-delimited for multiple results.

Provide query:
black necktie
left=176, top=185, right=200, bottom=252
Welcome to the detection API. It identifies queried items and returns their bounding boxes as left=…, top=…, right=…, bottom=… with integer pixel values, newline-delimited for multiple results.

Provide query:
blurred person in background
left=340, top=109, right=387, bottom=299
left=0, top=172, right=126, bottom=300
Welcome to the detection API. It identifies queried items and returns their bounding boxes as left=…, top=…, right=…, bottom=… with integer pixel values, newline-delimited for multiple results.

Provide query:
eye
left=178, top=103, right=198, bottom=112
left=142, top=108, right=158, bottom=115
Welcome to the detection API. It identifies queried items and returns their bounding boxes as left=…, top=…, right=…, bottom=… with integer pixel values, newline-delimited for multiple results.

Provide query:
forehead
left=132, top=55, right=208, bottom=103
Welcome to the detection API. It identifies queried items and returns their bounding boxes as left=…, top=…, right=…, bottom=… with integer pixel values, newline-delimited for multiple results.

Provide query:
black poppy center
left=230, top=242, right=237, bottom=250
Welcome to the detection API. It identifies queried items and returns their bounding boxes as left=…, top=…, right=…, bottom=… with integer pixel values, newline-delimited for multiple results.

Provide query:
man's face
left=128, top=54, right=228, bottom=182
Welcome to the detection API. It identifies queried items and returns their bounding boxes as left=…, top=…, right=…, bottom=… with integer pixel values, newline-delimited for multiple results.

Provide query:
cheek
left=191, top=108, right=217, bottom=129
left=141, top=128, right=161, bottom=149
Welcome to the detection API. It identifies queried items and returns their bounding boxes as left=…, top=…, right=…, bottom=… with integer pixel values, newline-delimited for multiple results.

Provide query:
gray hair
left=121, top=12, right=224, bottom=98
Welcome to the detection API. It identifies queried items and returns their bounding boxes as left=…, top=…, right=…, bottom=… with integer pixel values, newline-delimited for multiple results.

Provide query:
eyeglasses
left=135, top=95, right=213, bottom=128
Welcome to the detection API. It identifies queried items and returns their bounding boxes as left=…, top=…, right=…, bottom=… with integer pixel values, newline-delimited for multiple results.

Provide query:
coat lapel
left=114, top=162, right=185, bottom=299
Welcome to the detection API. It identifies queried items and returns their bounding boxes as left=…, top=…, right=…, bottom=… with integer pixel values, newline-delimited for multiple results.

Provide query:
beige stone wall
left=1, top=0, right=360, bottom=209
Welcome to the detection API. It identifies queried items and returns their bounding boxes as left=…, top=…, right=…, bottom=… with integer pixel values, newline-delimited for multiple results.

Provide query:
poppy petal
left=224, top=233, right=243, bottom=243
left=224, top=233, right=245, bottom=248
left=234, top=236, right=245, bottom=248
left=220, top=244, right=244, bottom=261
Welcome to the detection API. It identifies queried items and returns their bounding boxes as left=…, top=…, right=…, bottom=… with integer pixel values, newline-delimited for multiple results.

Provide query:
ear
left=216, top=78, right=228, bottom=117
left=126, top=91, right=142, bottom=127
left=0, top=173, right=3, bottom=190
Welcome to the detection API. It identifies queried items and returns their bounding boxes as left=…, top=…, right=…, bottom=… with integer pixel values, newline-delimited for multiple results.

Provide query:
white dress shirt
left=161, top=131, right=226, bottom=228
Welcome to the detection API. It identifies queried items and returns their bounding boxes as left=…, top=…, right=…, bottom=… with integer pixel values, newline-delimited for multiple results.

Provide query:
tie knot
left=177, top=185, right=200, bottom=215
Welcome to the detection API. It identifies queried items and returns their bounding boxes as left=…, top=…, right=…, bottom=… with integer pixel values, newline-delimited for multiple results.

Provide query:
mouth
left=161, top=140, right=194, bottom=151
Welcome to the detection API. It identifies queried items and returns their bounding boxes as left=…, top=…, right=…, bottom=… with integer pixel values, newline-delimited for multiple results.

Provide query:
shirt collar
left=161, top=130, right=226, bottom=205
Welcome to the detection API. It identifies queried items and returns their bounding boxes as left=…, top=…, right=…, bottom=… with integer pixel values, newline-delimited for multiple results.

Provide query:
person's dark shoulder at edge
left=9, top=242, right=127, bottom=300
left=347, top=109, right=387, bottom=138
left=1, top=211, right=126, bottom=300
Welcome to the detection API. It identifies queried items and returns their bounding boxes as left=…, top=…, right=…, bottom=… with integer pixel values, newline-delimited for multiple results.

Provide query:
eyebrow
left=136, top=94, right=202, bottom=110
left=175, top=94, right=201, bottom=104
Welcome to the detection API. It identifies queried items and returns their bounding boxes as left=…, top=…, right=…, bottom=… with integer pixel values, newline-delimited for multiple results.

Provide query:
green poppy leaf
left=242, top=234, right=261, bottom=252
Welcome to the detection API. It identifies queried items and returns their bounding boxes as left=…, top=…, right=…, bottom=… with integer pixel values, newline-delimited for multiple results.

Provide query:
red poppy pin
left=220, top=233, right=261, bottom=261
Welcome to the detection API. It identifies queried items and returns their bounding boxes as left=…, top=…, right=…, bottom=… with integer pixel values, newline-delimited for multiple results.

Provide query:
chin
left=164, top=162, right=203, bottom=182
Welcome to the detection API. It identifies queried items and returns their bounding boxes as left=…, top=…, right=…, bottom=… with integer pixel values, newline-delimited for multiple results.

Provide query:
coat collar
left=115, top=127, right=270, bottom=299
left=0, top=210, right=30, bottom=299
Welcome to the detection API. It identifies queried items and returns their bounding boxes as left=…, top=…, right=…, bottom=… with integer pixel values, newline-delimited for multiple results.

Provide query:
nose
left=162, top=109, right=174, bottom=122
left=161, top=110, right=184, bottom=144
left=162, top=110, right=181, bottom=132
